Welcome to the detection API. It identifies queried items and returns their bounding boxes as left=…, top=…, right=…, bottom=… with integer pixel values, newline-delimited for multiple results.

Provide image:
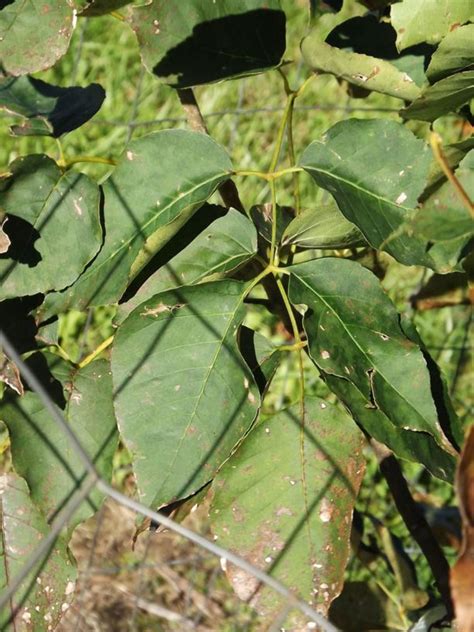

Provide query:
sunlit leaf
left=0, top=472, right=76, bottom=630
left=298, top=119, right=435, bottom=268
left=117, top=208, right=257, bottom=322
left=0, top=155, right=102, bottom=301
left=130, top=0, right=286, bottom=88
left=391, top=0, right=474, bottom=51
left=426, top=24, right=474, bottom=83
left=402, top=71, right=474, bottom=122
left=0, top=354, right=118, bottom=529
left=0, top=0, right=73, bottom=75
left=112, top=280, right=259, bottom=509
left=301, top=27, right=421, bottom=101
left=289, top=258, right=457, bottom=455
left=210, top=396, right=365, bottom=622
left=324, top=374, right=456, bottom=481
left=282, top=200, right=366, bottom=250
left=40, top=130, right=233, bottom=314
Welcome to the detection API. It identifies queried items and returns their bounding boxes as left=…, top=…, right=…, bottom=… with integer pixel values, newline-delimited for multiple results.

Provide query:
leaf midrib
left=79, top=171, right=229, bottom=284
left=150, top=285, right=253, bottom=505
left=292, top=272, right=443, bottom=443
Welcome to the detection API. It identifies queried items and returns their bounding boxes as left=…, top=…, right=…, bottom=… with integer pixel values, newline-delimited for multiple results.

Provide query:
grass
left=1, top=1, right=472, bottom=629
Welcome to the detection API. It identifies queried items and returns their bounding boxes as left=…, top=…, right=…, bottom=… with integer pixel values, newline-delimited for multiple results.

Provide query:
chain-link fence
left=0, top=331, right=340, bottom=632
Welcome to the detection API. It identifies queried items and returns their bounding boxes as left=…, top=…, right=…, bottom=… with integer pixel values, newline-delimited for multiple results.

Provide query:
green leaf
left=112, top=280, right=259, bottom=509
left=426, top=24, right=474, bottom=83
left=301, top=28, right=421, bottom=102
left=210, top=396, right=365, bottom=621
left=129, top=0, right=286, bottom=88
left=282, top=200, right=366, bottom=250
left=117, top=208, right=257, bottom=323
left=0, top=74, right=105, bottom=137
left=407, top=152, right=474, bottom=273
left=423, top=136, right=474, bottom=198
left=0, top=0, right=74, bottom=76
left=309, top=0, right=365, bottom=40
left=391, top=0, right=474, bottom=51
left=401, top=70, right=474, bottom=122
left=288, top=258, right=456, bottom=455
left=0, top=155, right=102, bottom=301
left=325, top=14, right=430, bottom=88
left=324, top=374, right=456, bottom=481
left=0, top=354, right=118, bottom=529
left=298, top=119, right=435, bottom=268
left=0, top=472, right=76, bottom=630
left=40, top=130, right=233, bottom=314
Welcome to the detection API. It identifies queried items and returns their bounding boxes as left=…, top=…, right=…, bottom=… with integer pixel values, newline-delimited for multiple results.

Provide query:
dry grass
left=59, top=498, right=257, bottom=631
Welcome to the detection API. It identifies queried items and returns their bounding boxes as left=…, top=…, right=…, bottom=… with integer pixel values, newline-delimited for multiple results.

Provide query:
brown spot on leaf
left=140, top=303, right=186, bottom=317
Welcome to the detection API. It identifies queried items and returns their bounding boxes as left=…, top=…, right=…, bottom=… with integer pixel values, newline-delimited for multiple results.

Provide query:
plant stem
left=177, top=88, right=244, bottom=213
left=78, top=335, right=114, bottom=369
left=286, top=97, right=301, bottom=214
left=269, top=92, right=295, bottom=173
left=430, top=132, right=473, bottom=217
left=60, top=156, right=118, bottom=168
left=269, top=178, right=278, bottom=266
left=233, top=166, right=302, bottom=181
left=371, top=439, right=453, bottom=617
left=110, top=10, right=125, bottom=21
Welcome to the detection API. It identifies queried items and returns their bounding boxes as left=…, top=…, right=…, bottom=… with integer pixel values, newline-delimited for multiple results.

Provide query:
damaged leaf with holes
left=0, top=353, right=119, bottom=530
left=211, top=395, right=365, bottom=624
left=0, top=155, right=102, bottom=301
left=0, top=472, right=77, bottom=630
left=288, top=258, right=460, bottom=457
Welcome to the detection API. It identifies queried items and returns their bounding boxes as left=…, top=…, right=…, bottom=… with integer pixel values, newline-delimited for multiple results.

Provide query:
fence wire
left=0, top=20, right=470, bottom=632
left=0, top=331, right=338, bottom=632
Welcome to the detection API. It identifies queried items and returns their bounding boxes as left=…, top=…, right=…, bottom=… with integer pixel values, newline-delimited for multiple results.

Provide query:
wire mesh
left=0, top=14, right=471, bottom=632
left=0, top=328, right=339, bottom=632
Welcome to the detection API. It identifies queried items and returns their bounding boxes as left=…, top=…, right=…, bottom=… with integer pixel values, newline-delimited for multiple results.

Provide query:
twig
left=177, top=88, right=245, bottom=213
left=430, top=133, right=474, bottom=217
left=371, top=439, right=453, bottom=617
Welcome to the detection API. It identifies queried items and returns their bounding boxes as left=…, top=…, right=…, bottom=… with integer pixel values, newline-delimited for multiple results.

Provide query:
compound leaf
left=210, top=396, right=365, bottom=622
left=0, top=0, right=74, bottom=75
left=130, top=0, right=286, bottom=88
left=298, top=119, right=435, bottom=268
left=112, top=280, right=259, bottom=509
left=40, top=130, right=233, bottom=314
left=0, top=472, right=76, bottom=630
left=288, top=258, right=457, bottom=455
left=0, top=74, right=105, bottom=137
left=0, top=155, right=102, bottom=301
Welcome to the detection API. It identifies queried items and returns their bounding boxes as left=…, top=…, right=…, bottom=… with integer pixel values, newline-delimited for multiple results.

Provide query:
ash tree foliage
left=0, top=0, right=473, bottom=630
